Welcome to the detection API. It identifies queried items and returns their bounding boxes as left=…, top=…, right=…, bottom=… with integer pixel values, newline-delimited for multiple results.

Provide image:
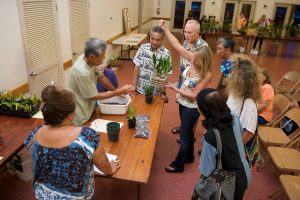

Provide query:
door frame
left=220, top=0, right=256, bottom=30
left=273, top=3, right=292, bottom=26
left=171, top=0, right=205, bottom=32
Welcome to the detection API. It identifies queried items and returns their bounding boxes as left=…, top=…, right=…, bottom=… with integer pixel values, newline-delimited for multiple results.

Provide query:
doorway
left=171, top=0, right=204, bottom=32
left=221, top=1, right=256, bottom=31
left=274, top=4, right=292, bottom=26
left=19, top=0, right=64, bottom=96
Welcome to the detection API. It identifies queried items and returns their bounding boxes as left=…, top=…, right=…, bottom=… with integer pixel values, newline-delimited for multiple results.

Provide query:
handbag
left=192, top=128, right=236, bottom=200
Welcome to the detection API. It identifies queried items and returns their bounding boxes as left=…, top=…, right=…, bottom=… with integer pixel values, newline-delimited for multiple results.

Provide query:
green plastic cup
left=106, top=122, right=120, bottom=142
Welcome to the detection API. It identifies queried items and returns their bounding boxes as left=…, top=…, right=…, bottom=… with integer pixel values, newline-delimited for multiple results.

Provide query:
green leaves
left=0, top=91, right=40, bottom=113
left=152, top=54, right=172, bottom=79
left=143, top=83, right=155, bottom=96
left=128, top=106, right=135, bottom=119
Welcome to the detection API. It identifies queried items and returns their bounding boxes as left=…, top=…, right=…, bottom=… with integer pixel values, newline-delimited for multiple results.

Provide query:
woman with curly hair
left=227, top=54, right=261, bottom=145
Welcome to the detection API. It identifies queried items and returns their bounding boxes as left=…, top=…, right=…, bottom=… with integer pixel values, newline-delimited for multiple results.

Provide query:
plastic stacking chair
left=257, top=108, right=300, bottom=171
left=275, top=71, right=300, bottom=96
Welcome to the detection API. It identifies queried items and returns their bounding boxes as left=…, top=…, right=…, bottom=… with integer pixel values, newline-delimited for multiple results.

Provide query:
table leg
left=137, top=183, right=141, bottom=200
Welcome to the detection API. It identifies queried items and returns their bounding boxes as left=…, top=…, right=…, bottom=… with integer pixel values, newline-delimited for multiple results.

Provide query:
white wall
left=0, top=0, right=145, bottom=91
left=0, top=0, right=28, bottom=91
left=57, top=0, right=72, bottom=64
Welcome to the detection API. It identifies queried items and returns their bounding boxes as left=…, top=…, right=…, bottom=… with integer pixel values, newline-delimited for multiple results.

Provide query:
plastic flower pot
left=106, top=122, right=120, bottom=142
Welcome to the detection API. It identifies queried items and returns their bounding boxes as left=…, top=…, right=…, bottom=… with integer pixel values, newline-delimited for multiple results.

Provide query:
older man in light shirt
left=68, top=38, right=131, bottom=126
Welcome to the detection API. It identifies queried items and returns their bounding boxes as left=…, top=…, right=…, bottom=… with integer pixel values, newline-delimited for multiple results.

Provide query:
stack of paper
left=94, top=153, right=117, bottom=175
left=90, top=119, right=123, bottom=133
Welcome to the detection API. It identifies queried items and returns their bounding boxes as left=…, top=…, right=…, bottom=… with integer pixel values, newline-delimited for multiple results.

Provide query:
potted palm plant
left=151, top=54, right=172, bottom=90
left=143, top=83, right=155, bottom=104
left=128, top=106, right=136, bottom=129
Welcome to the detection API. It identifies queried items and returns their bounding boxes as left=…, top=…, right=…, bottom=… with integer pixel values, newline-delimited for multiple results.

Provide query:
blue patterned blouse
left=24, top=126, right=99, bottom=200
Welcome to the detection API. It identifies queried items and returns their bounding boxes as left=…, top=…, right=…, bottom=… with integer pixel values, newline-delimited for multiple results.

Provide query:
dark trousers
left=171, top=104, right=200, bottom=170
left=253, top=36, right=263, bottom=50
left=258, top=115, right=268, bottom=125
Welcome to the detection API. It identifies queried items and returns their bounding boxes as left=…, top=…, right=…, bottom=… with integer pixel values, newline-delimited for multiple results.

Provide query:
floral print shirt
left=133, top=43, right=171, bottom=95
left=178, top=38, right=207, bottom=88
left=24, top=126, right=99, bottom=200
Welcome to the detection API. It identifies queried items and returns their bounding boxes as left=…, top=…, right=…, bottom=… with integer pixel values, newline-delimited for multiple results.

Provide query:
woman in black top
left=196, top=88, right=251, bottom=200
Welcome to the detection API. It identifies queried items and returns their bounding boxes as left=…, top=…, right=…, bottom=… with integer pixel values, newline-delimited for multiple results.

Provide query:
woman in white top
left=226, top=54, right=261, bottom=145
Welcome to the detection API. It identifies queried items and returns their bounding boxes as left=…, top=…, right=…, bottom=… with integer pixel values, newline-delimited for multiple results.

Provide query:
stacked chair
left=257, top=108, right=300, bottom=199
left=276, top=175, right=300, bottom=200
left=257, top=108, right=300, bottom=171
left=275, top=71, right=300, bottom=98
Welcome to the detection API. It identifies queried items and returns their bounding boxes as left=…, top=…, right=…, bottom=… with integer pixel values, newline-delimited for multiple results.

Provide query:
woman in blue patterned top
left=24, top=85, right=120, bottom=200
left=160, top=20, right=213, bottom=173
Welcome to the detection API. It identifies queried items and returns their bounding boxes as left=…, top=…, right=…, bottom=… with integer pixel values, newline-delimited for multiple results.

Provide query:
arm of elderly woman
left=92, top=144, right=121, bottom=176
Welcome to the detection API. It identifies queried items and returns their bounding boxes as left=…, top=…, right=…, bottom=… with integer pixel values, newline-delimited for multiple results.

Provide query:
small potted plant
left=109, top=55, right=122, bottom=67
left=222, top=23, right=232, bottom=33
left=296, top=25, right=300, bottom=38
left=7, top=154, right=23, bottom=174
left=143, top=83, right=155, bottom=104
left=128, top=106, right=136, bottom=129
left=7, top=153, right=32, bottom=181
left=247, top=20, right=257, bottom=36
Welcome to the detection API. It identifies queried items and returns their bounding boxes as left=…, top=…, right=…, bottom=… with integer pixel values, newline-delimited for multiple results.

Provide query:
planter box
left=0, top=106, right=39, bottom=118
left=109, top=60, right=123, bottom=67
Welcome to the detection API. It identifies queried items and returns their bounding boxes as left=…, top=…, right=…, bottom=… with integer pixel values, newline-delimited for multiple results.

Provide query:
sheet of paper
left=90, top=119, right=123, bottom=133
left=31, top=111, right=44, bottom=119
left=94, top=153, right=117, bottom=175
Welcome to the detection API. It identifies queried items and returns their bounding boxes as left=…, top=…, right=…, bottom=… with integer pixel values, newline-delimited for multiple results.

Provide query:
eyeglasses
left=216, top=47, right=224, bottom=53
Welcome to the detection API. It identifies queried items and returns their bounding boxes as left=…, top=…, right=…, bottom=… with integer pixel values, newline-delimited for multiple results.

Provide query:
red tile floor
left=0, top=36, right=299, bottom=200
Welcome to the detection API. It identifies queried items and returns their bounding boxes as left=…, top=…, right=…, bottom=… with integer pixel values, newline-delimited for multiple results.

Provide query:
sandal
left=171, top=127, right=180, bottom=134
left=176, top=137, right=196, bottom=144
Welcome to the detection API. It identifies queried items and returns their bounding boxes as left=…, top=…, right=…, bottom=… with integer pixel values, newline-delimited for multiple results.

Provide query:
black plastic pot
left=145, top=95, right=153, bottom=104
left=128, top=117, right=136, bottom=129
